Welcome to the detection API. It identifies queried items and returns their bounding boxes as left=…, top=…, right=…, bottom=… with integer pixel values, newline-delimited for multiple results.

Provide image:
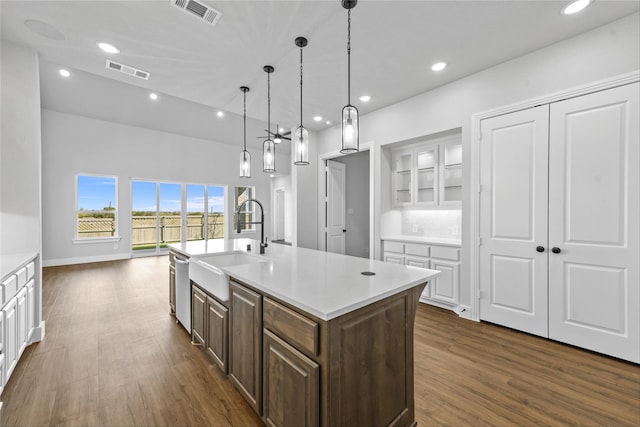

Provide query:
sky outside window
left=77, top=175, right=116, bottom=211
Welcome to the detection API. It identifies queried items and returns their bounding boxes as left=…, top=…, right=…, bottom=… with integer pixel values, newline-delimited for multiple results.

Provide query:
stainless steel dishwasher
left=174, top=255, right=190, bottom=332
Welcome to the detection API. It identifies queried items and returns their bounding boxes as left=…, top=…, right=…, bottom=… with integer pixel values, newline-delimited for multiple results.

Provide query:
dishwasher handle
left=175, top=256, right=189, bottom=265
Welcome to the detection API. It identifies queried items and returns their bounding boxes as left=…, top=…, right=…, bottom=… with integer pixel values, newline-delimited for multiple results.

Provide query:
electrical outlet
left=113, top=243, right=118, bottom=250
left=412, top=224, right=418, bottom=233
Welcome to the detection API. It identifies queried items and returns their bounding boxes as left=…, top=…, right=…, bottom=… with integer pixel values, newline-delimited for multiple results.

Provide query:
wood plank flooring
left=1, top=256, right=638, bottom=426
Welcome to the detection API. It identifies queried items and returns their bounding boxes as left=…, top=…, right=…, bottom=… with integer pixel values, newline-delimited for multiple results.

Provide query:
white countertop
left=381, top=235, right=461, bottom=247
left=169, top=240, right=439, bottom=321
left=1, top=252, right=38, bottom=281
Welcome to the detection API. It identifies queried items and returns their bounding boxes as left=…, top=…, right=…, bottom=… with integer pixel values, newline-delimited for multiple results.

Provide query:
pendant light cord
left=347, top=8, right=351, bottom=105
left=267, top=72, right=271, bottom=137
left=243, top=90, right=247, bottom=151
left=299, top=46, right=303, bottom=127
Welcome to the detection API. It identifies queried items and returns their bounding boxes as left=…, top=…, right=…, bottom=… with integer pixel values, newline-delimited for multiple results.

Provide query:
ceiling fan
left=257, top=124, right=291, bottom=144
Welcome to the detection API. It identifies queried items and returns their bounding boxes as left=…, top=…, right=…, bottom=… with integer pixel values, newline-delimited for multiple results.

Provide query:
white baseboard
left=30, top=321, right=46, bottom=343
left=42, top=253, right=131, bottom=267
left=419, top=298, right=475, bottom=321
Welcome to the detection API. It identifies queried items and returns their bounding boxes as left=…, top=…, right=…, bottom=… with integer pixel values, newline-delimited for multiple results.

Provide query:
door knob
left=536, top=246, right=545, bottom=253
left=343, top=229, right=347, bottom=233
left=551, top=247, right=561, bottom=254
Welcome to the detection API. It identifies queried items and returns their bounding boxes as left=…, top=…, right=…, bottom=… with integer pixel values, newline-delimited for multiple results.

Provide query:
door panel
left=326, top=160, right=346, bottom=254
left=548, top=83, right=639, bottom=362
left=479, top=105, right=550, bottom=337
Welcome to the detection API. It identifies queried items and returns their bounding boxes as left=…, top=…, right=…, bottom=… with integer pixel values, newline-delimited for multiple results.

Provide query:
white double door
left=479, top=83, right=639, bottom=363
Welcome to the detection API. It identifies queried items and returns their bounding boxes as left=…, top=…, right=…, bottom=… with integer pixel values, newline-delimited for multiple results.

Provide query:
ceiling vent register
left=105, top=60, right=151, bottom=80
left=170, top=0, right=222, bottom=26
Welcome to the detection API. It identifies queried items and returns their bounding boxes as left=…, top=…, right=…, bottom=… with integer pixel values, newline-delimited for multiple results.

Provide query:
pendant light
left=239, top=86, right=251, bottom=178
left=341, top=0, right=359, bottom=154
left=293, top=36, right=309, bottom=166
left=262, top=65, right=276, bottom=173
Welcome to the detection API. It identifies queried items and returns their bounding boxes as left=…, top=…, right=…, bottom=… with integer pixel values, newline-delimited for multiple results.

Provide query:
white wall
left=316, top=13, right=640, bottom=310
left=0, top=40, right=44, bottom=337
left=291, top=129, right=319, bottom=250
left=1, top=41, right=42, bottom=255
left=41, top=109, right=283, bottom=265
left=270, top=174, right=292, bottom=243
left=333, top=151, right=370, bottom=258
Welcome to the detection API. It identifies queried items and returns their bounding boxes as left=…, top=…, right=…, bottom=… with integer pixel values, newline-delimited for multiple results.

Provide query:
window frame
left=74, top=174, right=120, bottom=243
left=234, top=186, right=256, bottom=233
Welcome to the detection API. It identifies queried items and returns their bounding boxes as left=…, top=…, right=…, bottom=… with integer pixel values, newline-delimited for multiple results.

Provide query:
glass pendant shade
left=293, top=126, right=309, bottom=165
left=263, top=139, right=275, bottom=172
left=341, top=104, right=359, bottom=153
left=240, top=150, right=251, bottom=178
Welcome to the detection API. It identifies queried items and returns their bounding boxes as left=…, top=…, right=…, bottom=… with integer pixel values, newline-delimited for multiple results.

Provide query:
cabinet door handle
left=536, top=246, right=545, bottom=253
left=551, top=247, right=562, bottom=254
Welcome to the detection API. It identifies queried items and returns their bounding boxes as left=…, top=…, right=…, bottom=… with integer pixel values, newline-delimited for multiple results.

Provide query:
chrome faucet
left=236, top=198, right=267, bottom=254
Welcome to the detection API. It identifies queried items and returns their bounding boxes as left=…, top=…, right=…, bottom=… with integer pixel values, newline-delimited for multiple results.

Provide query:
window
left=76, top=175, right=118, bottom=239
left=234, top=186, right=255, bottom=232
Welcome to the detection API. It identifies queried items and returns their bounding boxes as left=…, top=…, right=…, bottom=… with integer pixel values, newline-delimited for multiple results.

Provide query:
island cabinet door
left=206, top=296, right=228, bottom=373
left=229, top=280, right=263, bottom=415
left=263, top=329, right=319, bottom=427
left=191, top=285, right=206, bottom=346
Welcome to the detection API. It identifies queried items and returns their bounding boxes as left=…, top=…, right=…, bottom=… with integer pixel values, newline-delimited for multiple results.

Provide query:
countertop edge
left=381, top=235, right=461, bottom=247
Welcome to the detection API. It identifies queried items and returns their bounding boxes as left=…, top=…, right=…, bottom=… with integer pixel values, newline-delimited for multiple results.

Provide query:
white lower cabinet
left=383, top=239, right=461, bottom=311
left=1, top=255, right=39, bottom=394
left=3, top=297, right=18, bottom=383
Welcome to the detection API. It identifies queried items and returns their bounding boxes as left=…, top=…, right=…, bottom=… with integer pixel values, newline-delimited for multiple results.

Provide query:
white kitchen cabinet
left=382, top=239, right=461, bottom=311
left=27, top=279, right=35, bottom=342
left=392, top=134, right=461, bottom=208
left=1, top=253, right=39, bottom=394
left=479, top=82, right=639, bottom=363
left=16, top=287, right=27, bottom=357
left=3, top=297, right=18, bottom=383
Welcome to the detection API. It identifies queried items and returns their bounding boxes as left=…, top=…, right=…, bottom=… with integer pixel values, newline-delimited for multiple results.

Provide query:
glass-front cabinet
left=416, top=147, right=437, bottom=204
left=392, top=135, right=461, bottom=208
left=441, top=143, right=462, bottom=203
left=394, top=152, right=413, bottom=205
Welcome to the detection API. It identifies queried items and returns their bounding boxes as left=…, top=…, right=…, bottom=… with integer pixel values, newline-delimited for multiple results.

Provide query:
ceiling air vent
left=170, top=0, right=222, bottom=26
left=105, top=60, right=150, bottom=80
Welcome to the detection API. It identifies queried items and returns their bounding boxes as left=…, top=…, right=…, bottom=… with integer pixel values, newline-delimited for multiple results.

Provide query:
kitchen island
left=169, top=239, right=439, bottom=427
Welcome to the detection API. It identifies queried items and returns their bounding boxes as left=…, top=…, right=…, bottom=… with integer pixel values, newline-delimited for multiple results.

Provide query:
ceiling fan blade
left=281, top=136, right=292, bottom=141
left=281, top=130, right=292, bottom=136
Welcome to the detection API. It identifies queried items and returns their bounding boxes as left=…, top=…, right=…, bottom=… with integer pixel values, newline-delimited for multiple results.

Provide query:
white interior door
left=548, top=83, right=639, bottom=363
left=326, top=160, right=346, bottom=254
left=479, top=106, right=550, bottom=337
left=274, top=189, right=285, bottom=241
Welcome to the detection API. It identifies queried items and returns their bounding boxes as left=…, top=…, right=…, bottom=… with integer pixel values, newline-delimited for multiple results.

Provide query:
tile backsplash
left=401, top=209, right=461, bottom=239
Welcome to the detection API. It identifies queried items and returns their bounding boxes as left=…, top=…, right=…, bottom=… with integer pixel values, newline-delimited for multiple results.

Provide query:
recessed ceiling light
left=97, top=42, right=120, bottom=54
left=431, top=62, right=447, bottom=71
left=561, top=0, right=591, bottom=15
left=217, top=111, right=224, bottom=117
left=359, top=95, right=371, bottom=102
left=149, top=93, right=158, bottom=101
left=325, top=120, right=332, bottom=125
left=59, top=69, right=70, bottom=77
left=279, top=127, right=284, bottom=133
left=313, top=116, right=323, bottom=122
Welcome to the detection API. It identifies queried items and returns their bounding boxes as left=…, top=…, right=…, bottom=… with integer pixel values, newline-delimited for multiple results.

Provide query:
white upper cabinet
left=392, top=134, right=461, bottom=208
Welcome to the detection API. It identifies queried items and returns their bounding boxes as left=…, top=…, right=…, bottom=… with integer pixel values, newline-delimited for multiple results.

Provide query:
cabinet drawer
left=384, top=241, right=404, bottom=254
left=263, top=298, right=318, bottom=356
left=169, top=251, right=175, bottom=266
left=405, top=243, right=430, bottom=257
left=16, top=268, right=27, bottom=289
left=2, top=275, right=17, bottom=301
left=431, top=246, right=460, bottom=261
left=26, top=262, right=35, bottom=281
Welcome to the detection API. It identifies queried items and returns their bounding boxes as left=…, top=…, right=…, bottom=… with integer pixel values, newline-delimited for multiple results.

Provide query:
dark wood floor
left=1, top=256, right=638, bottom=426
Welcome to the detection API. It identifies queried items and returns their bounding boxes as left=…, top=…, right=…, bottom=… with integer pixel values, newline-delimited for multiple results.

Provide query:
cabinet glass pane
left=444, top=143, right=462, bottom=166
left=396, top=189, right=411, bottom=204
left=417, top=150, right=436, bottom=169
left=417, top=188, right=435, bottom=203
left=443, top=186, right=462, bottom=202
left=396, top=154, right=412, bottom=172
left=397, top=170, right=411, bottom=191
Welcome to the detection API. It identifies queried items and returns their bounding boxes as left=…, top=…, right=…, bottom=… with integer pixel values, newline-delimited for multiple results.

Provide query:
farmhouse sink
left=189, top=252, right=267, bottom=302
